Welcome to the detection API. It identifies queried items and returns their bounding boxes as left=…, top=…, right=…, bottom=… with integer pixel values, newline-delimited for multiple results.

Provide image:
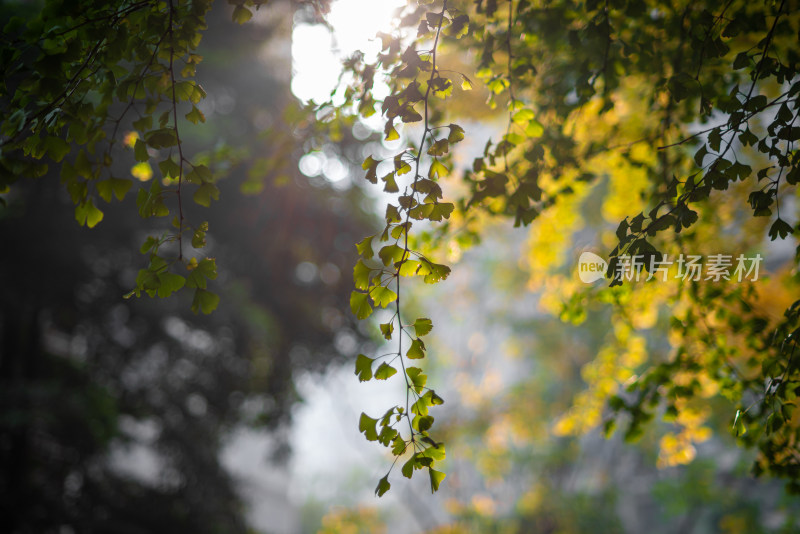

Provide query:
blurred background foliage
left=308, top=223, right=800, bottom=533
left=0, top=1, right=372, bottom=532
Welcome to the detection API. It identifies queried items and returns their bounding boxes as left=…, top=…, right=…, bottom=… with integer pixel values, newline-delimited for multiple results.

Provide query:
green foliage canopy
left=2, top=0, right=800, bottom=497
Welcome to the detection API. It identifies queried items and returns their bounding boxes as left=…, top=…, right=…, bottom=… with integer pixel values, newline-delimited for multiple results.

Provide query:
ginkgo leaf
left=407, top=338, right=425, bottom=359
left=398, top=260, right=420, bottom=276
left=427, top=138, right=449, bottom=156
left=768, top=218, right=793, bottom=240
left=133, top=138, right=149, bottom=162
left=75, top=198, right=104, bottom=228
left=401, top=456, right=415, bottom=478
left=374, top=362, right=398, bottom=380
left=375, top=476, right=391, bottom=497
left=416, top=415, right=433, bottom=432
left=158, top=157, right=181, bottom=179
left=232, top=5, right=252, bottom=24
left=191, top=289, right=219, bottom=315
left=386, top=204, right=400, bottom=224
left=447, top=124, right=465, bottom=144
left=421, top=442, right=445, bottom=461
left=379, top=244, right=405, bottom=266
left=362, top=155, right=379, bottom=183
left=145, top=128, right=177, bottom=148
left=385, top=124, right=400, bottom=141
left=193, top=182, right=219, bottom=207
left=392, top=435, right=406, bottom=455
left=380, top=322, right=394, bottom=340
left=424, top=390, right=445, bottom=406
left=355, top=354, right=373, bottom=382
left=429, top=469, right=446, bottom=492
left=413, top=317, right=433, bottom=337
left=512, top=108, right=535, bottom=123
left=350, top=291, right=373, bottom=319
left=395, top=153, right=412, bottom=175
left=359, top=413, right=379, bottom=441
left=96, top=180, right=114, bottom=203
left=525, top=119, right=544, bottom=137
left=419, top=261, right=451, bottom=283
left=355, top=238, right=374, bottom=261
left=428, top=159, right=449, bottom=179
left=353, top=260, right=372, bottom=290
left=156, top=272, right=186, bottom=298
left=44, top=136, right=70, bottom=162
left=185, top=105, right=206, bottom=124
left=186, top=164, right=212, bottom=184
left=371, top=286, right=398, bottom=307
left=445, top=14, right=469, bottom=38
left=406, top=366, right=427, bottom=391
left=382, top=171, right=399, bottom=193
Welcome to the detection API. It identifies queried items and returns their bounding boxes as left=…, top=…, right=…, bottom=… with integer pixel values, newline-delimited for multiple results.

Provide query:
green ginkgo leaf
left=44, top=136, right=70, bottom=162
left=193, top=182, right=219, bottom=207
left=232, top=5, right=252, bottom=24
left=134, top=138, right=149, bottom=162
left=359, top=413, right=379, bottom=441
left=406, top=366, right=427, bottom=391
left=355, top=354, right=373, bottom=382
left=401, top=455, right=415, bottom=478
left=356, top=236, right=375, bottom=259
left=375, top=476, right=391, bottom=497
left=447, top=124, right=465, bottom=144
left=185, top=105, right=205, bottom=124
left=407, top=338, right=425, bottom=359
left=429, top=159, right=449, bottom=178
left=156, top=272, right=185, bottom=298
left=429, top=468, right=446, bottom=492
left=350, top=291, right=373, bottom=319
left=191, top=289, right=219, bottom=315
left=427, top=138, right=449, bottom=156
left=371, top=286, right=398, bottom=307
left=353, top=260, right=372, bottom=290
left=379, top=244, right=405, bottom=266
left=413, top=318, right=433, bottom=337
left=380, top=322, right=394, bottom=340
left=374, top=362, right=397, bottom=380
left=416, top=415, right=433, bottom=432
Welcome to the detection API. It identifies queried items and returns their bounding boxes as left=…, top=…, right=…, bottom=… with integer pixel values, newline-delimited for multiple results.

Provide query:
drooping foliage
left=329, top=0, right=800, bottom=495
left=2, top=0, right=800, bottom=499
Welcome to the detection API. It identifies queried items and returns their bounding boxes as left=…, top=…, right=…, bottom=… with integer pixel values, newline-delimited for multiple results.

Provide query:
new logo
left=578, top=251, right=608, bottom=283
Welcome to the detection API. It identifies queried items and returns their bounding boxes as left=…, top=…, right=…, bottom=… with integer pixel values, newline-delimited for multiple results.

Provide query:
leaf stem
left=167, top=0, right=185, bottom=261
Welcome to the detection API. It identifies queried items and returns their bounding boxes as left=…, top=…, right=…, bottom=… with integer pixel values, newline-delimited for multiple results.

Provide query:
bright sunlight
left=291, top=0, right=406, bottom=103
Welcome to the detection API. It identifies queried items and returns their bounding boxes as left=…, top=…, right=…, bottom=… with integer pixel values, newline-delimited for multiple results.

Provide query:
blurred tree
left=0, top=1, right=371, bottom=532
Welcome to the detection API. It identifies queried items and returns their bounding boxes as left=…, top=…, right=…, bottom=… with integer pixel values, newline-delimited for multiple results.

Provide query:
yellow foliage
left=600, top=150, right=651, bottom=224
left=484, top=416, right=512, bottom=454
left=657, top=432, right=696, bottom=467
left=318, top=506, right=385, bottom=534
left=476, top=452, right=511, bottom=481
left=658, top=400, right=712, bottom=468
left=719, top=514, right=754, bottom=534
left=470, top=494, right=497, bottom=517
left=123, top=130, right=139, bottom=148
left=131, top=161, right=153, bottom=182
left=516, top=485, right=543, bottom=515
left=526, top=188, right=587, bottom=289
